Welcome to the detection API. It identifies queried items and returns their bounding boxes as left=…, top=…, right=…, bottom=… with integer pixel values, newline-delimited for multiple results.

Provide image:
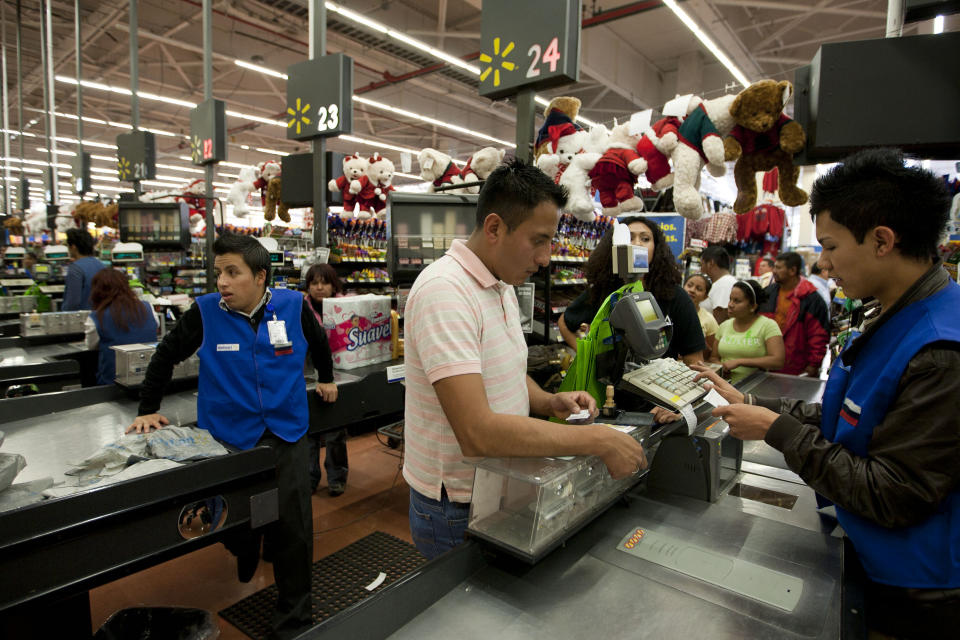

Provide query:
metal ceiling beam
left=710, top=0, right=886, bottom=18
left=754, top=54, right=813, bottom=64
left=751, top=0, right=833, bottom=50
left=733, top=0, right=881, bottom=33
left=683, top=0, right=765, bottom=83
left=753, top=23, right=887, bottom=54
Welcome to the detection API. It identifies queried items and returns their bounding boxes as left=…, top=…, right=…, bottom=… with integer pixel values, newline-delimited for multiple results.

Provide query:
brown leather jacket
left=754, top=261, right=960, bottom=528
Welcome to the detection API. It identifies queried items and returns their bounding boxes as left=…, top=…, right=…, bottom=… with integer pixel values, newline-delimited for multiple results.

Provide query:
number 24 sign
left=526, top=37, right=561, bottom=78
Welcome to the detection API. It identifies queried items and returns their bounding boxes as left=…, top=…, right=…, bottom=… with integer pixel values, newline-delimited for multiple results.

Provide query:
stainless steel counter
left=0, top=340, right=88, bottom=368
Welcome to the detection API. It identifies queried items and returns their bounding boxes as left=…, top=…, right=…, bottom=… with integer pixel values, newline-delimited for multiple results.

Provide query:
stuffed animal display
left=226, top=166, right=259, bottom=218
left=254, top=160, right=289, bottom=223
left=179, top=178, right=207, bottom=233
left=329, top=152, right=376, bottom=218
left=724, top=79, right=807, bottom=213
left=587, top=122, right=648, bottom=216
left=671, top=93, right=737, bottom=220
left=419, top=148, right=465, bottom=193
left=533, top=96, right=583, bottom=163
left=366, top=152, right=395, bottom=218
left=461, top=147, right=505, bottom=194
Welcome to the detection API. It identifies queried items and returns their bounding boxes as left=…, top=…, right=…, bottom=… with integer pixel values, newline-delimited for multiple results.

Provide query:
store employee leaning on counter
left=696, top=148, right=960, bottom=638
left=127, top=234, right=338, bottom=639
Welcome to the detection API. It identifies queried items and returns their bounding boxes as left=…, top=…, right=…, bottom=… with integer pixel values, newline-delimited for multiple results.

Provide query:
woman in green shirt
left=710, top=280, right=785, bottom=383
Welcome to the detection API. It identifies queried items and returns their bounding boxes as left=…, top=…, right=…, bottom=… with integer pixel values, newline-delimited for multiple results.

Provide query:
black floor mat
left=219, top=531, right=426, bottom=639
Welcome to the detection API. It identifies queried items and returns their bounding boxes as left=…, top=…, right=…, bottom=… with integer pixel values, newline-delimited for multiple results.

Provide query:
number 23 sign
left=286, top=54, right=354, bottom=141
left=479, top=0, right=580, bottom=99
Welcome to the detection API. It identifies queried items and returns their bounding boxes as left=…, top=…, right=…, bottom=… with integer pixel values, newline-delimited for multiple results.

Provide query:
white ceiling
left=0, top=0, right=955, bottom=202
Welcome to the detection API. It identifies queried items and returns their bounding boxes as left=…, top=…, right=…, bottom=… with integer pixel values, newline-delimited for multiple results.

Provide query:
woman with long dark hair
left=558, top=214, right=705, bottom=364
left=85, top=268, right=158, bottom=385
left=302, top=263, right=346, bottom=497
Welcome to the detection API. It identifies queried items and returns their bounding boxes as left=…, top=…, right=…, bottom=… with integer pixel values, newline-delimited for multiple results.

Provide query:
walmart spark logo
left=190, top=135, right=202, bottom=164
left=117, top=157, right=131, bottom=181
left=479, top=37, right=515, bottom=87
left=287, top=97, right=312, bottom=135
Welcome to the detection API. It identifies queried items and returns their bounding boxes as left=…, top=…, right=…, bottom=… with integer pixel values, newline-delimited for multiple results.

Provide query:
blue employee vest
left=196, top=288, right=309, bottom=450
left=91, top=301, right=158, bottom=385
left=820, top=282, right=960, bottom=588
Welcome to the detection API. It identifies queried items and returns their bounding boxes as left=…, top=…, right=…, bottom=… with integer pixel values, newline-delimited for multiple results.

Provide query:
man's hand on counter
left=126, top=413, right=170, bottom=434
left=596, top=428, right=648, bottom=479
left=690, top=364, right=745, bottom=405
left=711, top=404, right=778, bottom=441
left=549, top=390, right=598, bottom=422
left=315, top=382, right=339, bottom=403
left=650, top=406, right=681, bottom=424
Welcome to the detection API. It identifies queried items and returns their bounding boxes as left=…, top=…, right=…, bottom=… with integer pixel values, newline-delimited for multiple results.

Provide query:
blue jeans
left=408, top=486, right=471, bottom=560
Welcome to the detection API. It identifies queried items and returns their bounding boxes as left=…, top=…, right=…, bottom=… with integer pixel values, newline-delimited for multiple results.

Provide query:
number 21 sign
left=479, top=0, right=580, bottom=100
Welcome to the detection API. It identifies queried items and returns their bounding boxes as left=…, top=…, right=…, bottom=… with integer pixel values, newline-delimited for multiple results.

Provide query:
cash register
left=466, top=228, right=741, bottom=561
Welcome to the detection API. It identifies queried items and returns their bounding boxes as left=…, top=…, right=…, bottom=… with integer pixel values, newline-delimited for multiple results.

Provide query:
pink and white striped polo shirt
left=402, top=239, right=529, bottom=503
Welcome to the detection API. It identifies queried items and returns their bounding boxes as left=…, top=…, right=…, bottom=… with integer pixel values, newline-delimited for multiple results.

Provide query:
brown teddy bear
left=533, top=96, right=582, bottom=163
left=724, top=79, right=807, bottom=214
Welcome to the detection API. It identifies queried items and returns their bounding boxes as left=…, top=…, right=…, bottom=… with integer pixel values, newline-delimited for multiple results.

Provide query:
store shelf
left=550, top=256, right=589, bottom=263
left=335, top=258, right=387, bottom=264
left=344, top=280, right=392, bottom=285
left=531, top=319, right=564, bottom=343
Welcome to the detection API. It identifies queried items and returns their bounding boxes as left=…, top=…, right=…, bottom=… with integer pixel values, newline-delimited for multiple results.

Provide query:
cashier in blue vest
left=693, top=148, right=960, bottom=638
left=126, top=233, right=338, bottom=639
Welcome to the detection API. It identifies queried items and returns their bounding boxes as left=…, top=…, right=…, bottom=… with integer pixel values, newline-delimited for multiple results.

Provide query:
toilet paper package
left=323, top=294, right=392, bottom=369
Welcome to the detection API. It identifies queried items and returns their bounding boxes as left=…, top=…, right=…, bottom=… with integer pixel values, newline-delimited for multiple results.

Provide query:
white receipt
left=679, top=404, right=698, bottom=435
left=567, top=409, right=592, bottom=423
left=703, top=388, right=729, bottom=407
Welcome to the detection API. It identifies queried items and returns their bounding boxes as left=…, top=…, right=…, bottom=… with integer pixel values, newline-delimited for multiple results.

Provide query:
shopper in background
left=559, top=215, right=705, bottom=364
left=710, top=279, right=784, bottom=383
left=22, top=251, right=38, bottom=279
left=684, top=273, right=718, bottom=356
left=698, top=245, right=737, bottom=324
left=403, top=158, right=648, bottom=560
left=699, top=147, right=960, bottom=638
left=755, top=256, right=775, bottom=288
left=85, top=269, right=158, bottom=385
left=127, top=234, right=337, bottom=638
left=62, top=228, right=105, bottom=311
left=302, top=263, right=346, bottom=497
left=808, top=262, right=834, bottom=310
left=759, top=251, right=829, bottom=377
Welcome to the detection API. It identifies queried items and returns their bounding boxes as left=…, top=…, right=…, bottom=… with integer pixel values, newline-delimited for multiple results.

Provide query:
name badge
left=267, top=320, right=291, bottom=347
left=217, top=343, right=240, bottom=352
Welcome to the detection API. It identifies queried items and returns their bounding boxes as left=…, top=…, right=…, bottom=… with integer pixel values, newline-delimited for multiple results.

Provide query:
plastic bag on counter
left=0, top=477, right=53, bottom=512
left=0, top=453, right=27, bottom=493
left=146, top=426, right=229, bottom=461
left=44, top=459, right=183, bottom=499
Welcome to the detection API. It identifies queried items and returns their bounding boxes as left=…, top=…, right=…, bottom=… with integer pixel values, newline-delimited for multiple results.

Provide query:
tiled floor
left=88, top=431, right=412, bottom=639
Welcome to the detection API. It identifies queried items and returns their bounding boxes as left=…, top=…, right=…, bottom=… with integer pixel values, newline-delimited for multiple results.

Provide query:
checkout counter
left=296, top=288, right=859, bottom=639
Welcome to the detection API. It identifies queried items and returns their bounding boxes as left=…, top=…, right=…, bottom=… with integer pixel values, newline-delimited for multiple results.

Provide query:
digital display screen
left=632, top=246, right=649, bottom=270
left=635, top=298, right=659, bottom=324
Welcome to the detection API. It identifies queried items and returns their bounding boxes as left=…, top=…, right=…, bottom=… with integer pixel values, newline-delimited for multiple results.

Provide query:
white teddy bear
left=227, top=166, right=259, bottom=218
left=460, top=147, right=505, bottom=194
left=366, top=153, right=395, bottom=220
left=419, top=148, right=465, bottom=194
left=670, top=94, right=737, bottom=220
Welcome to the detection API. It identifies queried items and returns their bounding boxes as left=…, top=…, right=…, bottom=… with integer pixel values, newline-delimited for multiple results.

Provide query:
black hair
left=66, top=228, right=95, bottom=256
left=732, top=279, right=769, bottom=314
left=585, top=216, right=681, bottom=306
left=213, top=233, right=271, bottom=283
left=475, top=156, right=567, bottom=230
left=685, top=272, right=712, bottom=294
left=809, top=147, right=951, bottom=260
left=304, top=263, right=343, bottom=295
left=776, top=251, right=804, bottom=277
left=700, top=245, right=730, bottom=271
left=761, top=257, right=775, bottom=268
left=24, top=251, right=38, bottom=260
left=810, top=262, right=824, bottom=276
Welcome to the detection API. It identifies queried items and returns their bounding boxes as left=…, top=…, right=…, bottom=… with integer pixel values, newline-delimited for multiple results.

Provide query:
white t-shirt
left=701, top=273, right=737, bottom=313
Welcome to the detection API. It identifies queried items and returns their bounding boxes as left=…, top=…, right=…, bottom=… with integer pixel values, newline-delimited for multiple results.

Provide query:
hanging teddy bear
left=533, top=96, right=583, bottom=164
left=254, top=160, right=289, bottom=223
left=328, top=153, right=375, bottom=218
left=419, top=148, right=465, bottom=193
left=556, top=124, right=610, bottom=221
left=460, top=147, right=505, bottom=194
left=670, top=93, right=738, bottom=220
left=365, top=153, right=396, bottom=219
left=587, top=121, right=648, bottom=216
left=178, top=178, right=207, bottom=233
left=723, top=79, right=808, bottom=213
left=226, top=166, right=259, bottom=218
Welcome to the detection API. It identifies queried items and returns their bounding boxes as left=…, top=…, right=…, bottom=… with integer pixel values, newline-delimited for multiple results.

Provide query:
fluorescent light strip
left=255, top=147, right=289, bottom=156
left=235, top=60, right=287, bottom=79
left=353, top=95, right=514, bottom=147
left=326, top=2, right=480, bottom=75
left=661, top=0, right=750, bottom=88
left=340, top=134, right=464, bottom=166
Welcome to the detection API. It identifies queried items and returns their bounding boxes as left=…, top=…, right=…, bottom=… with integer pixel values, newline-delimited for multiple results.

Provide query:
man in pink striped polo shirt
left=402, top=159, right=648, bottom=559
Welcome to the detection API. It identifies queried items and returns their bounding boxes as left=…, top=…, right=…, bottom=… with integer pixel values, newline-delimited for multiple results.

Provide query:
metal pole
left=1, top=1, right=12, bottom=215
left=886, top=0, right=904, bottom=37
left=310, top=0, right=327, bottom=248
left=15, top=0, right=24, bottom=212
left=129, top=0, right=140, bottom=198
left=75, top=0, right=84, bottom=160
left=515, top=87, right=537, bottom=165
left=45, top=0, right=58, bottom=207
left=203, top=0, right=215, bottom=291
left=38, top=0, right=56, bottom=209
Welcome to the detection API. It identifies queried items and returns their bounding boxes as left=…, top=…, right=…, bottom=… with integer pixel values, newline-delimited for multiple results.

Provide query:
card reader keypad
left=621, top=359, right=707, bottom=411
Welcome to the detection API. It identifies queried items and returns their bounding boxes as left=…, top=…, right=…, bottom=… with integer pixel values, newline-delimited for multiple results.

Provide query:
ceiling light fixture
left=661, top=0, right=751, bottom=88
